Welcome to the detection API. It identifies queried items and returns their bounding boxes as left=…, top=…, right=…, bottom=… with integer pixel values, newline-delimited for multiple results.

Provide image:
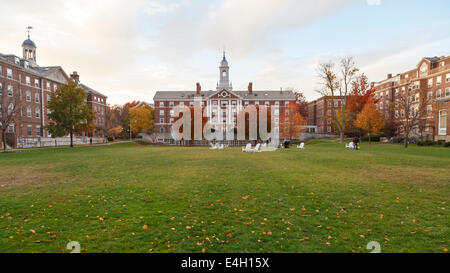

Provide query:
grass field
left=0, top=141, right=448, bottom=253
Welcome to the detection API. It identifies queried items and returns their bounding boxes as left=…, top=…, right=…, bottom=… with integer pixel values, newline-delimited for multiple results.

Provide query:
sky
left=1, top=0, right=449, bottom=105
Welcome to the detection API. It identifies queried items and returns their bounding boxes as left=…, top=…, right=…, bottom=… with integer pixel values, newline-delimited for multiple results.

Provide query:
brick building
left=0, top=35, right=107, bottom=148
left=306, top=96, right=345, bottom=134
left=153, top=53, right=296, bottom=143
left=373, top=56, right=450, bottom=141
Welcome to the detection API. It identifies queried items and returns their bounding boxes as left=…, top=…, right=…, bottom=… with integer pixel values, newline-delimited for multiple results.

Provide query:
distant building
left=153, top=53, right=296, bottom=143
left=373, top=56, right=450, bottom=141
left=0, top=33, right=107, bottom=148
left=306, top=96, right=345, bottom=134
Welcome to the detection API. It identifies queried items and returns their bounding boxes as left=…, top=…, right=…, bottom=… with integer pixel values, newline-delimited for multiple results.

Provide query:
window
left=446, top=73, right=450, bottom=83
left=36, top=126, right=41, bottom=137
left=428, top=92, right=433, bottom=100
left=26, top=91, right=31, bottom=101
left=47, top=94, right=50, bottom=103
left=255, top=101, right=259, bottom=105
left=8, top=103, right=14, bottom=114
left=275, top=101, right=279, bottom=106
left=160, top=110, right=164, bottom=115
left=428, top=78, right=433, bottom=88
left=7, top=68, right=12, bottom=78
left=427, top=105, right=432, bottom=114
left=380, top=102, right=383, bottom=109
left=170, top=118, right=174, bottom=123
left=439, top=110, right=447, bottom=135
left=265, top=101, right=270, bottom=107
left=327, top=126, right=331, bottom=133
left=46, top=82, right=50, bottom=89
left=27, top=125, right=32, bottom=136
left=160, top=118, right=164, bottom=123
left=27, top=106, right=31, bottom=117
left=35, top=108, right=40, bottom=118
left=0, top=83, right=2, bottom=95
left=54, top=84, right=57, bottom=91
left=179, top=102, right=184, bottom=106
left=169, top=101, right=174, bottom=107
left=14, top=57, right=20, bottom=65
left=8, top=124, right=14, bottom=133
left=26, top=76, right=31, bottom=85
left=436, top=89, right=442, bottom=98
left=436, top=76, right=442, bottom=86
left=35, top=93, right=39, bottom=103
left=446, top=88, right=450, bottom=97
left=7, top=85, right=13, bottom=97
left=285, top=101, right=289, bottom=106
left=160, top=127, right=164, bottom=133
left=190, top=101, right=194, bottom=107
left=170, top=110, right=174, bottom=116
left=159, top=102, right=164, bottom=107
left=34, top=79, right=39, bottom=88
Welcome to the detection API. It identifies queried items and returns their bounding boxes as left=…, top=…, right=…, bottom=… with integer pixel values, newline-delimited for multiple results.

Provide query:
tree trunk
left=404, top=130, right=408, bottom=148
left=70, top=130, right=74, bottom=148
left=369, top=134, right=371, bottom=145
left=2, top=129, right=6, bottom=152
left=339, top=132, right=344, bottom=143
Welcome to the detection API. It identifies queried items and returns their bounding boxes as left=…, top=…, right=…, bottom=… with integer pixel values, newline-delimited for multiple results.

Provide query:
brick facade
left=0, top=37, right=107, bottom=148
left=373, top=56, right=450, bottom=141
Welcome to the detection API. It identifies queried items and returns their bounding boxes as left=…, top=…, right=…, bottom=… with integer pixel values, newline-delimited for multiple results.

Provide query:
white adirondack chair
left=210, top=143, right=219, bottom=150
left=346, top=142, right=354, bottom=149
left=252, top=143, right=261, bottom=152
left=218, top=144, right=224, bottom=150
left=297, top=142, right=305, bottom=149
left=242, top=143, right=252, bottom=152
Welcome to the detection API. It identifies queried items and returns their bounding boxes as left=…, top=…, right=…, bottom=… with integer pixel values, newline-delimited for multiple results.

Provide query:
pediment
left=45, top=67, right=70, bottom=84
left=209, top=89, right=240, bottom=99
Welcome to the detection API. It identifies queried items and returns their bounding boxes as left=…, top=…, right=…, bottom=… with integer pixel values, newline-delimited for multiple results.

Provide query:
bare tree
left=392, top=80, right=432, bottom=148
left=317, top=57, right=358, bottom=142
left=0, top=79, right=23, bottom=151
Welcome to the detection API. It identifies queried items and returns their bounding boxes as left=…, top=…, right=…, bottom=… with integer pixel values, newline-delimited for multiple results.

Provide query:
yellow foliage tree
left=355, top=99, right=385, bottom=144
left=129, top=105, right=154, bottom=134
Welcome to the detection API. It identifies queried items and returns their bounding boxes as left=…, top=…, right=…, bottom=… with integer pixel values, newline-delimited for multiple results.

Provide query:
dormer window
left=15, top=57, right=20, bottom=65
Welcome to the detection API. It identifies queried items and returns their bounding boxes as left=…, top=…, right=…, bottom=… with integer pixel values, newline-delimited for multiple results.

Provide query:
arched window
left=27, top=106, right=31, bottom=117
left=222, top=70, right=227, bottom=77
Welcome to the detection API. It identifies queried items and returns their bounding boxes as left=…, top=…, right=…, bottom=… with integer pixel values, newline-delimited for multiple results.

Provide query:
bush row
left=417, top=140, right=450, bottom=147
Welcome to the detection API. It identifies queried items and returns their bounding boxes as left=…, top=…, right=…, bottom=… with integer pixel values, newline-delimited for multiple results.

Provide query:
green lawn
left=0, top=142, right=448, bottom=253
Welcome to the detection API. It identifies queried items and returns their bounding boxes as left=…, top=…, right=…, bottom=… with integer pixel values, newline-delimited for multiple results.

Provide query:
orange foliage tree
left=129, top=105, right=154, bottom=134
left=355, top=99, right=385, bottom=143
left=280, top=102, right=306, bottom=140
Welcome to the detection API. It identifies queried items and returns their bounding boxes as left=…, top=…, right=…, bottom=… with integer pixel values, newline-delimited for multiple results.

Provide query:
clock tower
left=217, top=51, right=232, bottom=91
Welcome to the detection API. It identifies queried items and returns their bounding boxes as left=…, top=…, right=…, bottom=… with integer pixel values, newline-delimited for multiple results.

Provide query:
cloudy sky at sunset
left=1, top=0, right=449, bottom=104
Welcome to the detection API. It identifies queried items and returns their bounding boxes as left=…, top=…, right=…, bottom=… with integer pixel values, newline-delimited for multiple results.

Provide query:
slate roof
left=153, top=90, right=296, bottom=100
left=79, top=83, right=107, bottom=98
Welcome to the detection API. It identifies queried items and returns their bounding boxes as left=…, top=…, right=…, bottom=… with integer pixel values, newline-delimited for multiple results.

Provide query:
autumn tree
left=317, top=57, right=359, bottom=143
left=294, top=91, right=308, bottom=118
left=345, top=74, right=376, bottom=135
left=46, top=80, right=94, bottom=147
left=0, top=78, right=23, bottom=151
left=392, top=80, right=432, bottom=148
left=280, top=102, right=306, bottom=140
left=355, top=99, right=385, bottom=144
left=129, top=105, right=154, bottom=134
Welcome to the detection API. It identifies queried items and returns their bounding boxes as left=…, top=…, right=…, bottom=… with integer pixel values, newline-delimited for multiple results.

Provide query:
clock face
left=420, top=63, right=428, bottom=73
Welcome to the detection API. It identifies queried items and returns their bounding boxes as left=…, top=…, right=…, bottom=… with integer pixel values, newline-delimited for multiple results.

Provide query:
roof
left=79, top=83, right=108, bottom=98
left=153, top=90, right=296, bottom=100
left=22, top=39, right=36, bottom=47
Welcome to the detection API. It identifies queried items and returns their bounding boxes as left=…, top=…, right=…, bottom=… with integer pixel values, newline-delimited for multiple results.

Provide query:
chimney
left=387, top=74, right=392, bottom=79
left=196, top=82, right=201, bottom=94
left=248, top=82, right=253, bottom=94
left=280, top=87, right=283, bottom=93
left=70, top=71, right=80, bottom=83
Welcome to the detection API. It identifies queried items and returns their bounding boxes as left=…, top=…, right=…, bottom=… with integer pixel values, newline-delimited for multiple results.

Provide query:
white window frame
left=439, top=110, right=447, bottom=136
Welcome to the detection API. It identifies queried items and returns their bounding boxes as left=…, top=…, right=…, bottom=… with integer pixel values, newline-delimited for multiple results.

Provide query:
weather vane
left=26, top=26, right=33, bottom=39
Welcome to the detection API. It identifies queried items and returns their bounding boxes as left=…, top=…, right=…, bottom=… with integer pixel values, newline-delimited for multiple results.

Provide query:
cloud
left=366, top=0, right=381, bottom=5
